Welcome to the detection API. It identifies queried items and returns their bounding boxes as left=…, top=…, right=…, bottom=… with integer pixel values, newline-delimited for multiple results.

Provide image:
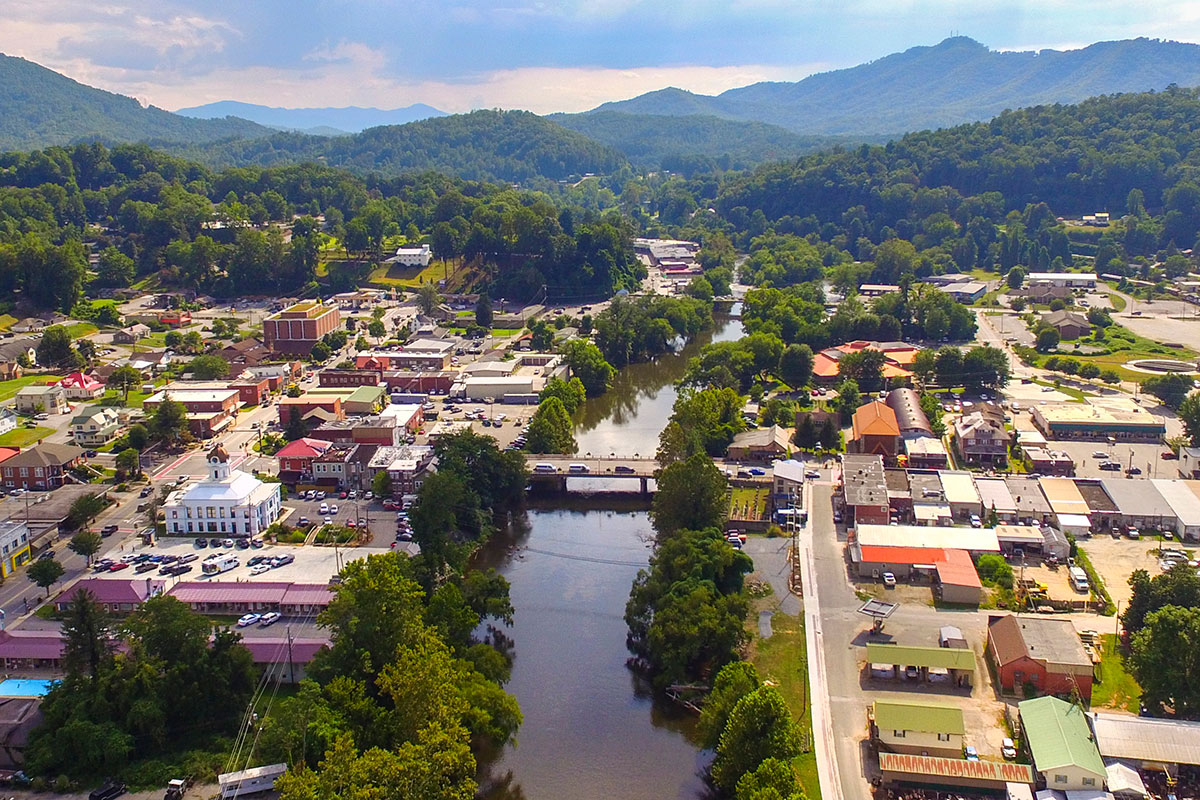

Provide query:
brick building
left=263, top=302, right=341, bottom=355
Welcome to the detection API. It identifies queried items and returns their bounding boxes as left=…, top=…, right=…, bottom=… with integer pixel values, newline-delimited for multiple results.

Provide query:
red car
left=339, top=491, right=348, bottom=499
left=1162, top=451, right=1180, bottom=460
left=109, top=562, right=129, bottom=572
left=382, top=501, right=397, bottom=510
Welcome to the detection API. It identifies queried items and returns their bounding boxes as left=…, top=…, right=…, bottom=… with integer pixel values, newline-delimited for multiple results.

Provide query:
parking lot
left=1079, top=534, right=1192, bottom=609
left=282, top=492, right=414, bottom=549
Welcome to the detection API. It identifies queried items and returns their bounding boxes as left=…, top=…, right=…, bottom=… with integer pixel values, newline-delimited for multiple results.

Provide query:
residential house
left=0, top=409, right=16, bottom=436
left=1018, top=696, right=1105, bottom=791
left=871, top=700, right=965, bottom=759
left=14, top=385, right=67, bottom=415
left=218, top=338, right=272, bottom=370
left=274, top=437, right=334, bottom=483
left=0, top=339, right=37, bottom=381
left=0, top=443, right=84, bottom=490
left=57, top=372, right=104, bottom=400
left=1041, top=310, right=1091, bottom=341
left=851, top=401, right=901, bottom=458
left=727, top=425, right=792, bottom=462
left=987, top=614, right=1093, bottom=701
left=954, top=404, right=1008, bottom=465
left=113, top=323, right=150, bottom=344
left=69, top=406, right=122, bottom=446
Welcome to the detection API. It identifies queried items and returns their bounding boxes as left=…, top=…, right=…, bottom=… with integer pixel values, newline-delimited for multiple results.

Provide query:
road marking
left=152, top=452, right=193, bottom=480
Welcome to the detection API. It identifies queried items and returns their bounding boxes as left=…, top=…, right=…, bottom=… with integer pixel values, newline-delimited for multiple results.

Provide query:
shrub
left=975, top=554, right=1014, bottom=589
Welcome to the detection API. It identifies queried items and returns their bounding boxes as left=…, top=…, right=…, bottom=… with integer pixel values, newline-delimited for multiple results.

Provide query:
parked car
left=1099, top=461, right=1121, bottom=471
left=134, top=562, right=156, bottom=574
left=965, top=746, right=980, bottom=762
left=249, top=564, right=271, bottom=575
left=88, top=777, right=127, bottom=800
left=100, top=524, right=119, bottom=537
left=970, top=514, right=982, bottom=528
left=259, top=612, right=281, bottom=627
left=272, top=554, right=295, bottom=567
left=1126, top=466, right=1143, bottom=475
left=319, top=503, right=329, bottom=514
left=108, top=562, right=129, bottom=572
left=139, top=486, right=154, bottom=498
left=195, top=538, right=208, bottom=549
left=882, top=572, right=897, bottom=587
left=1162, top=451, right=1179, bottom=460
left=237, top=613, right=262, bottom=627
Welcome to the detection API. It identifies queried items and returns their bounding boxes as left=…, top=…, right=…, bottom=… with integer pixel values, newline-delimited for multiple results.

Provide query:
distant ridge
left=174, top=100, right=448, bottom=135
left=588, top=37, right=1200, bottom=135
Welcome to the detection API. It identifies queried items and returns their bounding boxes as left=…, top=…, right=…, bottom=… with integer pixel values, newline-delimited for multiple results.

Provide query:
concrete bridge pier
left=640, top=477, right=649, bottom=495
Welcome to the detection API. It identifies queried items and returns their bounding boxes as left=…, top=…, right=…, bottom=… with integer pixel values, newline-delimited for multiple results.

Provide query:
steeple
left=208, top=444, right=231, bottom=481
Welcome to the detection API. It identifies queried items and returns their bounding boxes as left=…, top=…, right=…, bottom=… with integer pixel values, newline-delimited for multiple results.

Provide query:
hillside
left=174, top=100, right=447, bottom=134
left=592, top=37, right=1200, bottom=135
left=548, top=111, right=875, bottom=170
left=0, top=53, right=272, bottom=149
left=175, top=109, right=628, bottom=183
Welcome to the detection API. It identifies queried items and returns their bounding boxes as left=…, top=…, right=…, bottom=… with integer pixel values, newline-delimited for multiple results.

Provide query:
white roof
left=402, top=338, right=455, bottom=353
left=1105, top=763, right=1147, bottom=797
left=994, top=524, right=1045, bottom=544
left=939, top=471, right=980, bottom=505
left=855, top=524, right=1000, bottom=552
left=1057, top=513, right=1091, bottom=529
left=913, top=504, right=952, bottom=522
left=1091, top=712, right=1200, bottom=766
left=380, top=403, right=421, bottom=421
left=463, top=376, right=535, bottom=386
left=773, top=459, right=807, bottom=484
left=976, top=478, right=1016, bottom=514
left=1028, top=272, right=1097, bottom=281
left=146, top=388, right=238, bottom=404
left=462, top=360, right=518, bottom=375
left=168, top=472, right=278, bottom=505
left=1100, top=479, right=1174, bottom=518
left=1150, top=480, right=1200, bottom=526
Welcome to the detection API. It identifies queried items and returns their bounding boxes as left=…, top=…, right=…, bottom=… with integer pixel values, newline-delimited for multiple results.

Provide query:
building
left=218, top=337, right=274, bottom=370
left=0, top=521, right=30, bottom=578
left=841, top=454, right=889, bottom=525
left=274, top=437, right=334, bottom=483
left=1024, top=447, right=1076, bottom=477
left=954, top=405, right=1008, bottom=465
left=866, top=642, right=976, bottom=687
left=1039, top=477, right=1092, bottom=536
left=262, top=301, right=341, bottom=355
left=57, top=372, right=104, bottom=400
left=55, top=578, right=162, bottom=614
left=1018, top=696, right=1105, bottom=790
left=1016, top=284, right=1074, bottom=305
left=1089, top=712, right=1200, bottom=775
left=772, top=459, right=807, bottom=502
left=886, top=388, right=933, bottom=437
left=904, top=436, right=949, bottom=469
left=144, top=388, right=240, bottom=439
left=1100, top=478, right=1175, bottom=531
left=459, top=376, right=539, bottom=401
left=943, top=282, right=988, bottom=304
left=14, top=385, right=67, bottom=415
left=1150, top=479, right=1200, bottom=540
left=1181, top=446, right=1200, bottom=479
left=727, top=425, right=793, bottom=462
left=243, top=637, right=328, bottom=684
left=851, top=401, right=901, bottom=458
left=939, top=471, right=982, bottom=521
left=162, top=445, right=282, bottom=536
left=113, top=323, right=150, bottom=344
left=871, top=700, right=965, bottom=758
left=1032, top=398, right=1165, bottom=442
left=393, top=244, right=432, bottom=267
left=1026, top=272, right=1098, bottom=289
left=811, top=340, right=918, bottom=385
left=230, top=376, right=271, bottom=407
left=909, top=472, right=952, bottom=526
left=975, top=478, right=1017, bottom=523
left=876, top=753, right=1034, bottom=791
left=167, top=581, right=332, bottom=615
left=320, top=369, right=383, bottom=388
left=0, top=409, right=16, bottom=436
left=69, top=406, right=121, bottom=446
left=344, top=385, right=387, bottom=416
left=855, top=524, right=1000, bottom=555
left=0, top=443, right=84, bottom=490
left=278, top=395, right=344, bottom=426
left=987, top=615, right=1093, bottom=701
left=370, top=445, right=435, bottom=495
left=356, top=351, right=450, bottom=371
left=859, top=284, right=900, bottom=298
left=1041, top=310, right=1091, bottom=341
left=851, top=544, right=983, bottom=603
left=0, top=629, right=65, bottom=672
left=1005, top=476, right=1054, bottom=525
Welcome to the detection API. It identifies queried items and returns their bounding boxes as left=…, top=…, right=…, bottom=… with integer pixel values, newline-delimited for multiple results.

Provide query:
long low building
left=1100, top=478, right=1175, bottom=531
left=1150, top=479, right=1200, bottom=540
left=1031, top=399, right=1165, bottom=442
left=855, top=523, right=1000, bottom=554
left=1089, top=712, right=1200, bottom=772
left=167, top=581, right=333, bottom=615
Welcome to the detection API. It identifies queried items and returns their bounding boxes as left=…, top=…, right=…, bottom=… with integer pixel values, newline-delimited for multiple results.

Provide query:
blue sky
left=4, top=0, right=1197, bottom=112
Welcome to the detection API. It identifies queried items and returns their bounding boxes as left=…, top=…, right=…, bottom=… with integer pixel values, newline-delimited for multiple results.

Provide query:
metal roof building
left=1150, top=479, right=1200, bottom=540
left=1099, top=479, right=1175, bottom=530
left=976, top=478, right=1017, bottom=521
left=855, top=524, right=1000, bottom=553
left=886, top=388, right=933, bottom=436
left=1019, top=697, right=1105, bottom=790
left=1089, top=712, right=1200, bottom=769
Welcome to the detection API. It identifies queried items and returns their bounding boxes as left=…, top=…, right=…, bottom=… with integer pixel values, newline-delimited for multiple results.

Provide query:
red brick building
left=851, top=401, right=901, bottom=458
left=1, top=443, right=84, bottom=490
left=275, top=437, right=333, bottom=483
left=230, top=376, right=271, bottom=406
left=263, top=302, right=341, bottom=355
left=319, top=369, right=383, bottom=388
left=278, top=395, right=344, bottom=426
left=382, top=370, right=457, bottom=392
left=986, top=615, right=1093, bottom=702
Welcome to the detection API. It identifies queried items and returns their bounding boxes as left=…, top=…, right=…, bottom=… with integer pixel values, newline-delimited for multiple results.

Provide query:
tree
left=183, top=330, right=203, bottom=354
left=95, top=247, right=135, bottom=288
left=149, top=396, right=190, bottom=446
left=561, top=339, right=616, bottom=397
left=1130, top=605, right=1200, bottom=718
left=68, top=530, right=103, bottom=565
left=1143, top=374, right=1195, bottom=409
left=164, top=330, right=183, bottom=350
left=106, top=365, right=142, bottom=404
left=711, top=686, right=804, bottom=791
left=832, top=379, right=860, bottom=424
left=539, top=376, right=586, bottom=415
left=912, top=348, right=937, bottom=386
left=187, top=354, right=230, bottom=380
left=125, top=424, right=149, bottom=451
left=67, top=493, right=105, bottom=530
left=524, top=397, right=576, bottom=454
left=60, top=589, right=113, bottom=683
left=698, top=661, right=762, bottom=750
left=1122, top=563, right=1200, bottom=634
left=372, top=469, right=393, bottom=499
left=737, top=758, right=806, bottom=800
left=777, top=344, right=813, bottom=389
left=27, top=558, right=64, bottom=593
left=961, top=345, right=1011, bottom=391
left=1036, top=327, right=1060, bottom=352
left=652, top=453, right=728, bottom=536
left=310, top=341, right=332, bottom=362
left=36, top=325, right=79, bottom=369
left=285, top=410, right=310, bottom=441
left=1180, top=392, right=1200, bottom=445
left=115, top=447, right=141, bottom=479
left=367, top=319, right=386, bottom=342
left=1006, top=266, right=1026, bottom=290
left=414, top=284, right=440, bottom=314
left=76, top=339, right=96, bottom=362
left=1078, top=363, right=1101, bottom=380
left=475, top=292, right=493, bottom=328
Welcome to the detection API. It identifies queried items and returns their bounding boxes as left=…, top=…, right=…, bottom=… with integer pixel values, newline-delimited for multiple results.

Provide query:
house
left=0, top=338, right=36, bottom=380
left=393, top=244, right=432, bottom=267
left=69, top=406, right=122, bottom=446
left=851, top=401, right=901, bottom=457
left=1041, top=310, right=1091, bottom=341
left=274, top=437, right=334, bottom=483
left=726, top=425, right=792, bottom=462
left=57, top=372, right=104, bottom=400
left=954, top=404, right=1008, bottom=465
left=0, top=409, right=17, bottom=436
left=0, top=443, right=84, bottom=490
left=161, top=445, right=282, bottom=536
left=113, top=323, right=149, bottom=344
left=1018, top=696, right=1105, bottom=791
left=243, top=637, right=329, bottom=684
left=10, top=319, right=47, bottom=334
left=14, top=385, right=67, bottom=415
left=370, top=445, right=435, bottom=495
left=262, top=302, right=341, bottom=355
left=218, top=337, right=273, bottom=369
left=55, top=578, right=162, bottom=614
left=871, top=700, right=965, bottom=759
left=987, top=615, right=1093, bottom=701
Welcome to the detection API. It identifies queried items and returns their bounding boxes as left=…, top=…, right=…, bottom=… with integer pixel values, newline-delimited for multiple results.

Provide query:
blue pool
left=0, top=679, right=55, bottom=697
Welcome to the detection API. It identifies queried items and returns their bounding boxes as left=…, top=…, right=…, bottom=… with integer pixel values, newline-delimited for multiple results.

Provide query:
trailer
left=202, top=554, right=239, bottom=576
left=217, top=763, right=287, bottom=799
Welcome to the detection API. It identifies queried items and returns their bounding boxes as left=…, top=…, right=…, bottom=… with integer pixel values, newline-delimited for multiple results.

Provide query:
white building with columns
left=162, top=445, right=281, bottom=536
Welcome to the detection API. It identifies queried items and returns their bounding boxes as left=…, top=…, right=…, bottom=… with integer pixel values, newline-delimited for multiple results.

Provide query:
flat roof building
left=1100, top=478, right=1175, bottom=531
left=1005, top=477, right=1053, bottom=525
left=263, top=301, right=341, bottom=355
left=1089, top=712, right=1200, bottom=771
left=1150, top=479, right=1200, bottom=541
left=855, top=524, right=999, bottom=553
left=1039, top=477, right=1091, bottom=534
left=1032, top=399, right=1165, bottom=442
left=841, top=454, right=889, bottom=525
left=939, top=471, right=982, bottom=521
left=975, top=478, right=1017, bottom=522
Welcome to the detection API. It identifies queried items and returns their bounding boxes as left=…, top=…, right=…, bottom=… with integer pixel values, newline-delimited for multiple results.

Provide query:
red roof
left=813, top=352, right=841, bottom=378
left=274, top=437, right=333, bottom=460
left=57, top=578, right=160, bottom=605
left=879, top=752, right=1034, bottom=784
left=858, top=545, right=947, bottom=565
left=935, top=549, right=983, bottom=589
left=0, top=630, right=64, bottom=660
left=852, top=401, right=900, bottom=439
left=281, top=584, right=334, bottom=606
left=169, top=581, right=291, bottom=604
left=59, top=372, right=103, bottom=391
left=242, top=637, right=328, bottom=664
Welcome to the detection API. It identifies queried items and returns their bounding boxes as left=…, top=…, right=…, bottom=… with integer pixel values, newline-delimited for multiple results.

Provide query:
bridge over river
left=521, top=454, right=772, bottom=493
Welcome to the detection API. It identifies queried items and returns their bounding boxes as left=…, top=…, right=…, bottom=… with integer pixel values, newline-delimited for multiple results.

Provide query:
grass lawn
left=729, top=487, right=768, bottom=520
left=969, top=268, right=1001, bottom=281
left=0, top=426, right=55, bottom=447
left=98, top=387, right=152, bottom=408
left=1063, top=323, right=1199, bottom=382
left=0, top=314, right=17, bottom=331
left=748, top=612, right=820, bottom=800
left=1106, top=292, right=1127, bottom=312
left=0, top=375, right=62, bottom=402
left=133, top=331, right=170, bottom=348
left=1031, top=378, right=1089, bottom=401
left=1092, top=633, right=1141, bottom=713
left=64, top=322, right=99, bottom=339
left=490, top=327, right=523, bottom=337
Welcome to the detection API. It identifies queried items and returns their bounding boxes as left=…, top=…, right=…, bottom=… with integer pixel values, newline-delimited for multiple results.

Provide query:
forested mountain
left=593, top=37, right=1200, bottom=135
left=174, top=100, right=447, bottom=134
left=549, top=111, right=873, bottom=171
left=0, top=54, right=272, bottom=150
left=174, top=110, right=629, bottom=184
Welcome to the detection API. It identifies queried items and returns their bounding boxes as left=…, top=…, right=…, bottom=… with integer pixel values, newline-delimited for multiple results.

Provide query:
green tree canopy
left=524, top=396, right=577, bottom=455
left=651, top=453, right=729, bottom=536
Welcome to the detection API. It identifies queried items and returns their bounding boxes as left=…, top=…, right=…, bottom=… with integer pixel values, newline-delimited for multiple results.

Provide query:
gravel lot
left=1079, top=535, right=1191, bottom=609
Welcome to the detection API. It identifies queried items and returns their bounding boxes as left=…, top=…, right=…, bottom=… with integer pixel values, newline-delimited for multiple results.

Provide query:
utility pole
left=286, top=625, right=295, bottom=685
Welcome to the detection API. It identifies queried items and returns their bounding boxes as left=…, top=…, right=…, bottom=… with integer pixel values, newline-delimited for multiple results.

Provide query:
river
left=475, top=315, right=744, bottom=800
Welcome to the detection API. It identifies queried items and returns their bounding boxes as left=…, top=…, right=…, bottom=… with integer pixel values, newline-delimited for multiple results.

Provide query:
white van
left=568, top=464, right=589, bottom=474
left=1068, top=566, right=1090, bottom=593
left=533, top=463, right=558, bottom=473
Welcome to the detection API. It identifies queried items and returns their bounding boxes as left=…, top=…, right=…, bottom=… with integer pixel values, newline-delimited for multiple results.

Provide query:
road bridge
left=522, top=455, right=659, bottom=493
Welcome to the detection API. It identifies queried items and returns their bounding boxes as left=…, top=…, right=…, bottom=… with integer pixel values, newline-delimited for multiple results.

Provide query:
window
left=1054, top=775, right=1068, bottom=784
left=1014, top=670, right=1023, bottom=680
left=937, top=733, right=950, bottom=741
left=1082, top=779, right=1096, bottom=787
left=893, top=730, right=905, bottom=738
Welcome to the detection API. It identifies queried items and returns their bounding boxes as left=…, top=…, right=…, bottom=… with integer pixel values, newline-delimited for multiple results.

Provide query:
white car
left=237, top=613, right=261, bottom=627
left=249, top=564, right=271, bottom=575
left=330, top=504, right=339, bottom=515
left=319, top=502, right=329, bottom=514
left=259, top=612, right=281, bottom=626
left=882, top=572, right=897, bottom=587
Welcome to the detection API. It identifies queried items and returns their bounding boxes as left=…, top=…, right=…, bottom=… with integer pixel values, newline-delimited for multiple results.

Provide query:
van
left=533, top=463, right=558, bottom=473
left=1068, top=566, right=1090, bottom=593
left=568, top=464, right=589, bottom=474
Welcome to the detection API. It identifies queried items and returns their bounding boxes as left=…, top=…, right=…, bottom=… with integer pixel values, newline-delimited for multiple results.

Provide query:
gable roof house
left=1042, top=310, right=1091, bottom=341
left=851, top=401, right=901, bottom=458
left=0, top=443, right=84, bottom=490
left=1018, top=696, right=1105, bottom=791
left=987, top=615, right=1092, bottom=702
left=954, top=404, right=1008, bottom=466
left=871, top=699, right=965, bottom=759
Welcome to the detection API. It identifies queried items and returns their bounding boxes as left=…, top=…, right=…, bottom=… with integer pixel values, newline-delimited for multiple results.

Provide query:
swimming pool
left=0, top=678, right=55, bottom=697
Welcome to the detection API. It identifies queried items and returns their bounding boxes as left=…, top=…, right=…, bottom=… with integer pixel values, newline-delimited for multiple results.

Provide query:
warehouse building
left=1100, top=479, right=1175, bottom=532
left=1032, top=399, right=1166, bottom=442
left=1150, top=479, right=1200, bottom=540
left=1089, top=712, right=1200, bottom=775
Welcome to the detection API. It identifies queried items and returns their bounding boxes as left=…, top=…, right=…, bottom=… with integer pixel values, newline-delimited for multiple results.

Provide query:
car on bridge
left=614, top=465, right=635, bottom=474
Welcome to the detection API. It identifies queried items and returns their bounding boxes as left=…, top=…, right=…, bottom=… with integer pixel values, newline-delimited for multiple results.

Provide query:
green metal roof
left=1018, top=696, right=1104, bottom=776
left=874, top=700, right=965, bottom=735
left=866, top=642, right=977, bottom=671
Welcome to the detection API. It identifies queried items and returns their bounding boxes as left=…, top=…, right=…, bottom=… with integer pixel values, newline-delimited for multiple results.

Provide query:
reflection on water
left=572, top=317, right=744, bottom=457
left=475, top=508, right=714, bottom=800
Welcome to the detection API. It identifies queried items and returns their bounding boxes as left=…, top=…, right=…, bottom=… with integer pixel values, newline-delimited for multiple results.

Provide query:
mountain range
left=586, top=36, right=1200, bottom=134
left=173, top=100, right=447, bottom=135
